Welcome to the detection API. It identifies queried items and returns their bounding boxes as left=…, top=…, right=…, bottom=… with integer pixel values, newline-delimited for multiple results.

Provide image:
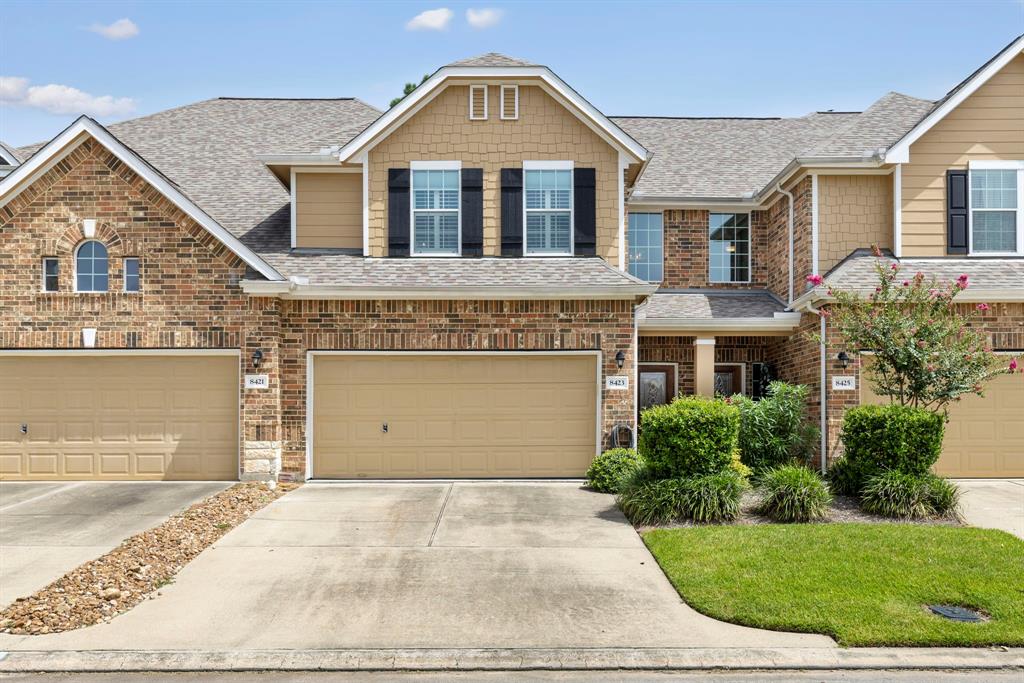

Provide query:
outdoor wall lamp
left=252, top=349, right=264, bottom=368
left=837, top=351, right=850, bottom=369
left=615, top=350, right=626, bottom=370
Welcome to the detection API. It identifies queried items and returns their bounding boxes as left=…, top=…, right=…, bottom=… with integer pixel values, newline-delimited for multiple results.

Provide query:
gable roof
left=0, top=141, right=23, bottom=165
left=335, top=55, right=648, bottom=164
left=884, top=33, right=1024, bottom=163
left=1, top=116, right=284, bottom=281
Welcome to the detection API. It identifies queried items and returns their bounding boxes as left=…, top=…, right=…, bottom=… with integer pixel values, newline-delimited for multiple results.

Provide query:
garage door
left=860, top=366, right=1024, bottom=478
left=0, top=355, right=238, bottom=481
left=312, top=353, right=598, bottom=478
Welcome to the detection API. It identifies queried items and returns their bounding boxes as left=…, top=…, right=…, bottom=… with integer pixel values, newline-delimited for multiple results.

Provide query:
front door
left=714, top=364, right=744, bottom=397
left=638, top=364, right=677, bottom=419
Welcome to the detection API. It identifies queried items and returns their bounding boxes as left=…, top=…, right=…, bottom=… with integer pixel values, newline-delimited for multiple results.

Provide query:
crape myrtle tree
left=810, top=247, right=1019, bottom=416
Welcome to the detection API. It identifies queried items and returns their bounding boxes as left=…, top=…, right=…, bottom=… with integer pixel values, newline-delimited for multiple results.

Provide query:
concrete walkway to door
left=0, top=482, right=833, bottom=651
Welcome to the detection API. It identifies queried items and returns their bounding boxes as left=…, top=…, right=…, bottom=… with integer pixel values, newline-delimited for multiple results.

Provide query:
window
left=469, top=85, right=488, bottom=120
left=628, top=213, right=663, bottom=282
left=524, top=163, right=573, bottom=255
left=42, top=257, right=59, bottom=292
left=75, top=240, right=109, bottom=292
left=500, top=85, right=518, bottom=120
left=709, top=213, right=750, bottom=283
left=124, top=257, right=140, bottom=292
left=411, top=167, right=460, bottom=255
left=970, top=164, right=1023, bottom=254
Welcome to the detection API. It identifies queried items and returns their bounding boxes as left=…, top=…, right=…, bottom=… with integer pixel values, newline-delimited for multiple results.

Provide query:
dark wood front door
left=714, top=364, right=744, bottom=397
left=638, top=364, right=677, bottom=419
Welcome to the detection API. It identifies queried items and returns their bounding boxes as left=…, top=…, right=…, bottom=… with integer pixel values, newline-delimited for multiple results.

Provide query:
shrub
left=825, top=456, right=861, bottom=497
left=617, top=471, right=746, bottom=525
left=585, top=448, right=644, bottom=493
left=840, top=404, right=945, bottom=486
left=756, top=465, right=832, bottom=522
left=639, top=396, right=739, bottom=478
left=734, top=382, right=818, bottom=472
left=728, top=449, right=752, bottom=479
left=860, top=471, right=962, bottom=519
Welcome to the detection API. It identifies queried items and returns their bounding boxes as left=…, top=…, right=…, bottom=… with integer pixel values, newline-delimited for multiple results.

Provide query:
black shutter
left=461, top=168, right=484, bottom=256
left=946, top=169, right=969, bottom=255
left=500, top=168, right=523, bottom=256
left=573, top=168, right=596, bottom=256
left=388, top=168, right=411, bottom=257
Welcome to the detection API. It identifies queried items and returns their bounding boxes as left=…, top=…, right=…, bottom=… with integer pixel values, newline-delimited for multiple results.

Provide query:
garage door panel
left=0, top=355, right=238, bottom=481
left=313, top=354, right=598, bottom=479
left=861, top=362, right=1023, bottom=477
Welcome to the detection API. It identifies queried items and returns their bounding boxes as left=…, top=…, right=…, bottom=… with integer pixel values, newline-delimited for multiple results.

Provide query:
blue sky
left=1, top=1, right=1022, bottom=147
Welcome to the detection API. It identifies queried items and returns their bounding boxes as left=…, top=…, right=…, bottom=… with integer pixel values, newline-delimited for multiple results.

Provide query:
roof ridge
left=610, top=115, right=783, bottom=121
left=216, top=97, right=357, bottom=101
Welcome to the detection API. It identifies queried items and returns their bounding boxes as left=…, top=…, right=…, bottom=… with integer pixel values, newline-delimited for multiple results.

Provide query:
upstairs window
left=500, top=85, right=518, bottom=120
left=42, top=257, right=59, bottom=292
left=411, top=166, right=460, bottom=255
left=628, top=213, right=664, bottom=282
left=709, top=213, right=750, bottom=283
left=75, top=240, right=109, bottom=292
left=124, top=257, right=140, bottom=292
left=524, top=163, right=573, bottom=255
left=970, top=165, right=1022, bottom=254
left=469, top=85, right=488, bottom=120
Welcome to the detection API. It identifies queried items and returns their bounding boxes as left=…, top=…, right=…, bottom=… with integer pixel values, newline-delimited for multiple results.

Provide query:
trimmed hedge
left=638, top=396, right=739, bottom=478
left=840, top=404, right=945, bottom=486
left=585, top=448, right=644, bottom=494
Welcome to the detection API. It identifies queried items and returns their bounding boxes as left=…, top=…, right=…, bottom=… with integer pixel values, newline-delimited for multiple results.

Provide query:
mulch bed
left=635, top=491, right=962, bottom=532
left=0, top=481, right=299, bottom=636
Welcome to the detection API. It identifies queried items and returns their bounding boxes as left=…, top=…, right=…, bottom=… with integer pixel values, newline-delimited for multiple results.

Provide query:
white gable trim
left=0, top=117, right=284, bottom=281
left=336, top=66, right=648, bottom=164
left=885, top=35, right=1024, bottom=164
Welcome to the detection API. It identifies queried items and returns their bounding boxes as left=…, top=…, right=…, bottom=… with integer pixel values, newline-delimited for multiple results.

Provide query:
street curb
left=0, top=647, right=1021, bottom=672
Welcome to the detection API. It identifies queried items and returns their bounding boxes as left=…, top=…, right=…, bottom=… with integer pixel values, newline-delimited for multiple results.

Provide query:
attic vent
left=500, top=85, right=518, bottom=120
left=469, top=84, right=488, bottom=120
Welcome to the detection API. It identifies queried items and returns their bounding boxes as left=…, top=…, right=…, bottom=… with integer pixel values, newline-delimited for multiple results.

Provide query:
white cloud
left=0, top=77, right=136, bottom=117
left=406, top=8, right=453, bottom=31
left=87, top=18, right=139, bottom=40
left=466, top=8, right=503, bottom=29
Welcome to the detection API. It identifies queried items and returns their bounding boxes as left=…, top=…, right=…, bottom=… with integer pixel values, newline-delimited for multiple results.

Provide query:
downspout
left=632, top=300, right=641, bottom=449
left=776, top=183, right=795, bottom=305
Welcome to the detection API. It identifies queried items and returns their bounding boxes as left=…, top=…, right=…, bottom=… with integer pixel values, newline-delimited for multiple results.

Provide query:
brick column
left=694, top=337, right=716, bottom=396
left=240, top=297, right=282, bottom=481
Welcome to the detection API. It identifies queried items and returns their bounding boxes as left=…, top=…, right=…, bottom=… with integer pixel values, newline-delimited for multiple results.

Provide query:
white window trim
left=468, top=84, right=488, bottom=121
left=41, top=257, right=58, bottom=293
left=967, top=160, right=1024, bottom=256
left=500, top=84, right=519, bottom=120
left=73, top=240, right=110, bottom=293
left=409, top=161, right=462, bottom=257
left=627, top=212, right=664, bottom=283
left=708, top=212, right=752, bottom=284
left=123, top=257, right=141, bottom=293
left=523, top=160, right=574, bottom=257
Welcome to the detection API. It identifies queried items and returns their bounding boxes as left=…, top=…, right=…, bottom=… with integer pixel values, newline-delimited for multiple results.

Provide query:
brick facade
left=638, top=335, right=769, bottom=397
left=655, top=209, right=769, bottom=290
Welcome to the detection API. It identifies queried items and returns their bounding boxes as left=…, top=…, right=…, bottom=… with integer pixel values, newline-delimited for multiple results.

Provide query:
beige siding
left=294, top=172, right=362, bottom=249
left=819, top=174, right=893, bottom=272
left=901, top=53, right=1024, bottom=256
left=367, top=83, right=621, bottom=261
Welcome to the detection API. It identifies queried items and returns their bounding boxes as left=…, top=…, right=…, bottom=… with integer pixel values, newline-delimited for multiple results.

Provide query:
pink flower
left=890, top=263, right=900, bottom=271
left=902, top=280, right=910, bottom=287
left=818, top=307, right=831, bottom=319
left=927, top=364, right=936, bottom=372
left=956, top=274, right=969, bottom=289
left=875, top=286, right=882, bottom=293
left=1010, top=358, right=1019, bottom=373
left=977, top=303, right=990, bottom=311
left=806, top=274, right=824, bottom=286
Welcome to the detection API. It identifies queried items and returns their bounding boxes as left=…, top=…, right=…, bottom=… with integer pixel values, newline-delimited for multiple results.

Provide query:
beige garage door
left=0, top=355, right=238, bottom=481
left=860, top=366, right=1024, bottom=478
left=312, top=353, right=598, bottom=478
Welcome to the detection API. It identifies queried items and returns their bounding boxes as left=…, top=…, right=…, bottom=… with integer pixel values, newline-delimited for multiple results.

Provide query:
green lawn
left=643, top=524, right=1024, bottom=647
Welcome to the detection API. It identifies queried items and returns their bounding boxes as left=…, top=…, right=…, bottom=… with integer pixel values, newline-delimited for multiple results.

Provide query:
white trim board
left=304, top=349, right=604, bottom=480
left=0, top=117, right=284, bottom=281
left=884, top=35, right=1024, bottom=164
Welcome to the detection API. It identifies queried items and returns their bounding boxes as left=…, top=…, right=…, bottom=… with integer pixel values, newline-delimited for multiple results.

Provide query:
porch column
left=694, top=336, right=716, bottom=396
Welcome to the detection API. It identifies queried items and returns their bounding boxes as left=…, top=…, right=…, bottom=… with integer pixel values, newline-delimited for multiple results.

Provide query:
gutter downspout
left=776, top=183, right=795, bottom=305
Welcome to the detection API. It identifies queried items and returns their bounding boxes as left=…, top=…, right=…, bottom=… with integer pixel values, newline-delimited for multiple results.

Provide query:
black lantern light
left=837, top=351, right=850, bottom=369
left=252, top=348, right=264, bottom=368
left=615, top=350, right=626, bottom=369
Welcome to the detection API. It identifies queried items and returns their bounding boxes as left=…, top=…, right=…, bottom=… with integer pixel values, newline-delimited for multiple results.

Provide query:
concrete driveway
left=954, top=479, right=1024, bottom=539
left=0, top=481, right=231, bottom=606
left=0, top=482, right=832, bottom=651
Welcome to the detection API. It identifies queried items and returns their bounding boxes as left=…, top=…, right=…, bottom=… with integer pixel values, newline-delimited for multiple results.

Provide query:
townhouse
left=1, top=38, right=1022, bottom=482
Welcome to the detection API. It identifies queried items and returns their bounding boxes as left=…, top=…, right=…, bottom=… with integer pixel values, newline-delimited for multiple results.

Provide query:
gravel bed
left=636, top=490, right=962, bottom=532
left=0, top=481, right=299, bottom=636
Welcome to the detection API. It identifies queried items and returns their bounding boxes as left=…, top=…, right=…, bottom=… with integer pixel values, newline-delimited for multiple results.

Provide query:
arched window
left=75, top=240, right=109, bottom=292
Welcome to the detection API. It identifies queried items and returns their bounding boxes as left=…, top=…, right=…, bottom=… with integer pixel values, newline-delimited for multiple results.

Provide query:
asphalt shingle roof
left=820, top=251, right=1024, bottom=292
left=640, top=291, right=787, bottom=320
left=447, top=53, right=539, bottom=67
